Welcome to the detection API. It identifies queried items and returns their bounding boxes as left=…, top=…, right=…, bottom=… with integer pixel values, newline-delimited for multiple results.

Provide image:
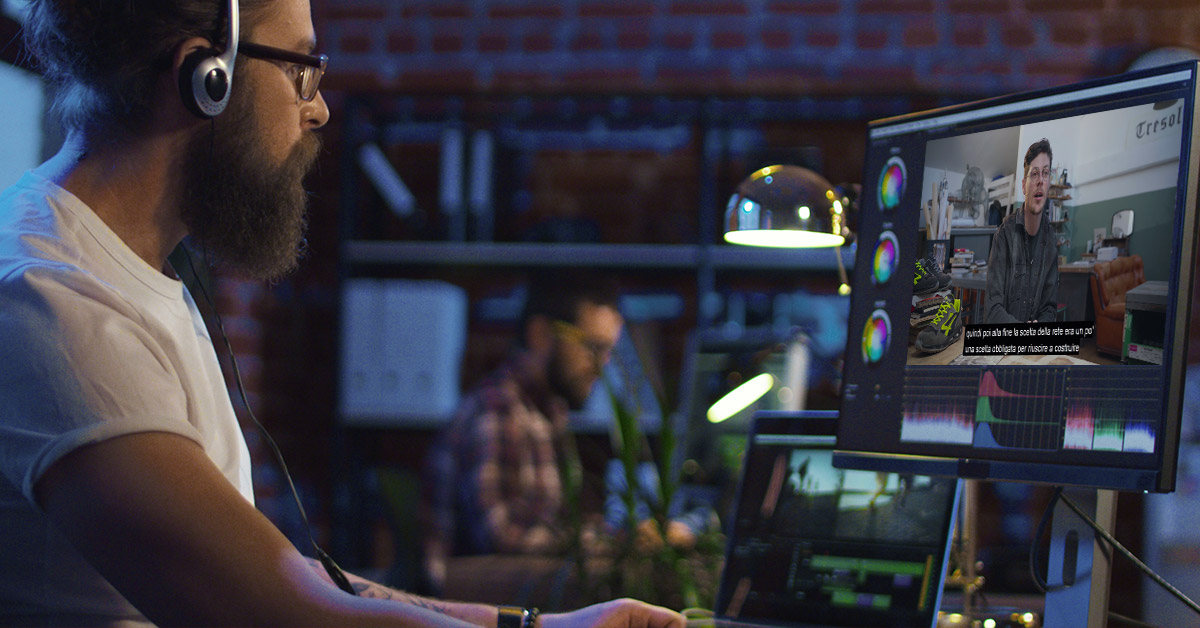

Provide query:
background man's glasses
left=551, top=320, right=613, bottom=367
left=239, top=41, right=328, bottom=101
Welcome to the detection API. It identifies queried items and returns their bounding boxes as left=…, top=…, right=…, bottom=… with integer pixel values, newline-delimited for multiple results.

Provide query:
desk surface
left=1059, top=261, right=1096, bottom=273
left=951, top=263, right=1096, bottom=286
left=950, top=270, right=986, bottom=290
left=950, top=265, right=1096, bottom=323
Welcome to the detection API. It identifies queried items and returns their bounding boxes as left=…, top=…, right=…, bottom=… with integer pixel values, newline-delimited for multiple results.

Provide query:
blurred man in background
left=423, top=270, right=623, bottom=591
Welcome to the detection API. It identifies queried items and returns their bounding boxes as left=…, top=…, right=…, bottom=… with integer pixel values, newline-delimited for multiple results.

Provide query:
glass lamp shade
left=724, top=165, right=846, bottom=248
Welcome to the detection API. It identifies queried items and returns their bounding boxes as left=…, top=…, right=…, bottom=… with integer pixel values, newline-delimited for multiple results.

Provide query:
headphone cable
left=180, top=244, right=357, bottom=596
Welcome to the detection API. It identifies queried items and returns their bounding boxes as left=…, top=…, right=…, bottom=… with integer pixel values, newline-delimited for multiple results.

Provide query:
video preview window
left=904, top=100, right=1185, bottom=368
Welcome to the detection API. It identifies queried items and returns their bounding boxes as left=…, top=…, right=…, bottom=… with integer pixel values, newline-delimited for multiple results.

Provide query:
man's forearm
left=307, top=558, right=499, bottom=627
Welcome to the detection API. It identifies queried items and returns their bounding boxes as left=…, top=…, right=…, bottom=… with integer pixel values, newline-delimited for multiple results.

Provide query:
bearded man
left=0, top=2, right=681, bottom=627
left=423, top=270, right=623, bottom=591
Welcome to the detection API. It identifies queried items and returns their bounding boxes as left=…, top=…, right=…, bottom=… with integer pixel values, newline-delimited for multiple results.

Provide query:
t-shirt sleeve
left=0, top=267, right=202, bottom=503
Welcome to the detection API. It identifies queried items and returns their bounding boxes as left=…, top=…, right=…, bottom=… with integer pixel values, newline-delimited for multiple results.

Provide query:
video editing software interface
left=838, top=62, right=1200, bottom=491
left=715, top=418, right=958, bottom=628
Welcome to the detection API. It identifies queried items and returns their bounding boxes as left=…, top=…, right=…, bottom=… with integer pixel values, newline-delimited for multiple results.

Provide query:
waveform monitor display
left=1061, top=369, right=1162, bottom=453
left=899, top=368, right=977, bottom=446
left=899, top=366, right=1162, bottom=456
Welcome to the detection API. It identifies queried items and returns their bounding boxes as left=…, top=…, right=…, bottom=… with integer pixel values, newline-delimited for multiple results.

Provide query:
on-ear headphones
left=178, top=0, right=240, bottom=119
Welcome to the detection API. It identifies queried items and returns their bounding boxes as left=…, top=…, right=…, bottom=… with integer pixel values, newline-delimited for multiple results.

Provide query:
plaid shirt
left=422, top=354, right=569, bottom=586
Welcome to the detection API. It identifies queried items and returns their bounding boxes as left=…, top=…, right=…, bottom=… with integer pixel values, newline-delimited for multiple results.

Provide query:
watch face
left=497, top=607, right=527, bottom=628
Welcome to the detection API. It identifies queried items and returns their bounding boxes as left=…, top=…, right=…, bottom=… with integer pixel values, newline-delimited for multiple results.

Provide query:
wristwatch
left=498, top=606, right=539, bottom=628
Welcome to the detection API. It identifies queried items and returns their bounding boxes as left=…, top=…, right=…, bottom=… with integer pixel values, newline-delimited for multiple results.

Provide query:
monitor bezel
left=834, top=61, right=1200, bottom=493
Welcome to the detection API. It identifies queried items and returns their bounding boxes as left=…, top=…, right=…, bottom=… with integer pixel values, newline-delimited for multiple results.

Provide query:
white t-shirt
left=0, top=169, right=254, bottom=626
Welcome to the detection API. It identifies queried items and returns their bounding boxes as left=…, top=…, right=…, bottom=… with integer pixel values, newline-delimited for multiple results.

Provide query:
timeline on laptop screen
left=716, top=433, right=957, bottom=628
left=837, top=63, right=1200, bottom=491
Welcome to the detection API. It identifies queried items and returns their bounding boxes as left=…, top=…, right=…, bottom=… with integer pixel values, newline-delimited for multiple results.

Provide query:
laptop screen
left=714, top=412, right=960, bottom=628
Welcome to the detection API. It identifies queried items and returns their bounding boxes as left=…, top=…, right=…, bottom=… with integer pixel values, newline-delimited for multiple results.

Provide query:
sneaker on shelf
left=923, top=255, right=952, bottom=290
left=915, top=296, right=963, bottom=354
left=913, top=257, right=949, bottom=295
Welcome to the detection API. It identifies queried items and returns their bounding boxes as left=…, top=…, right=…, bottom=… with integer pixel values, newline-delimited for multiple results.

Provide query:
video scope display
left=838, top=63, right=1200, bottom=491
left=717, top=433, right=957, bottom=628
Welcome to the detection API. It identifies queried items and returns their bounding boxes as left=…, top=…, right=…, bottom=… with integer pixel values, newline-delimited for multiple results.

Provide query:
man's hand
left=542, top=599, right=685, bottom=628
left=634, top=519, right=665, bottom=553
left=665, top=520, right=697, bottom=550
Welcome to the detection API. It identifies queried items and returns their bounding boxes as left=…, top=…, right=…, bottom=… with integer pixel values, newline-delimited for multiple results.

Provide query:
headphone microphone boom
left=178, top=0, right=240, bottom=118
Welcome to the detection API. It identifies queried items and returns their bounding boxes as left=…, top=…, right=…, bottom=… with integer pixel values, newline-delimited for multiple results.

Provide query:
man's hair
left=23, top=0, right=272, bottom=136
left=519, top=269, right=620, bottom=339
left=1023, top=138, right=1053, bottom=175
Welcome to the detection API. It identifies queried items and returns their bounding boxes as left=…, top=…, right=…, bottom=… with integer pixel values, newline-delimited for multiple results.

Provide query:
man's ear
left=525, top=315, right=555, bottom=357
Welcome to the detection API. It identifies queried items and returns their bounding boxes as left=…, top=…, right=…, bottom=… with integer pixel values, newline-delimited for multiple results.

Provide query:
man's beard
left=547, top=347, right=593, bottom=411
left=180, top=88, right=322, bottom=281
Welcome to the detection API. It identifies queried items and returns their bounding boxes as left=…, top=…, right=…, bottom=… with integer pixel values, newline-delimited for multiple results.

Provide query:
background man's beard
left=547, top=350, right=593, bottom=411
left=181, top=104, right=322, bottom=281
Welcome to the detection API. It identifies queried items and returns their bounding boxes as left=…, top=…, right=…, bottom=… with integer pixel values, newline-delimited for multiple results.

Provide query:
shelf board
left=343, top=241, right=856, bottom=271
left=950, top=226, right=997, bottom=235
left=338, top=411, right=626, bottom=433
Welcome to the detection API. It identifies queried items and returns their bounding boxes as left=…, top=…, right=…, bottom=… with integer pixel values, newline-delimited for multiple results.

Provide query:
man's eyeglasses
left=1028, top=166, right=1052, bottom=184
left=551, top=320, right=613, bottom=367
left=239, top=41, right=328, bottom=101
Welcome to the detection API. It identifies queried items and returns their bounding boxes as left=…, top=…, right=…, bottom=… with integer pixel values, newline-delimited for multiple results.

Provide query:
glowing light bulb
left=707, top=373, right=775, bottom=423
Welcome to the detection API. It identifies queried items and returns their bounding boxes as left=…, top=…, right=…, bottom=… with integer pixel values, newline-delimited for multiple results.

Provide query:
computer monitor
left=714, top=411, right=960, bottom=628
left=836, top=61, right=1199, bottom=493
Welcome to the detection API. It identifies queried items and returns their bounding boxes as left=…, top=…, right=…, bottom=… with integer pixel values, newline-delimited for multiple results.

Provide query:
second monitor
left=837, top=60, right=1200, bottom=492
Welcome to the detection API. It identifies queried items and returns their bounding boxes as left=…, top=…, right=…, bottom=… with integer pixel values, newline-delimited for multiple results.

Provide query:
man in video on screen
left=985, top=138, right=1060, bottom=324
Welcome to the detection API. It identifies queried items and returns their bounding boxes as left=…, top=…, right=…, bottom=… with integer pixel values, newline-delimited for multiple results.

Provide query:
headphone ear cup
left=178, top=48, right=230, bottom=119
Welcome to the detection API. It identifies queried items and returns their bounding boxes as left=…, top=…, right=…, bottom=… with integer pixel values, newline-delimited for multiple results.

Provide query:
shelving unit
left=344, top=240, right=855, bottom=271
left=1049, top=181, right=1073, bottom=253
left=336, top=93, right=870, bottom=325
left=330, top=92, right=880, bottom=572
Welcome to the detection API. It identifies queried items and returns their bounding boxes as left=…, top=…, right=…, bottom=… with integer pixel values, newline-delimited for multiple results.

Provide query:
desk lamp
left=724, top=165, right=846, bottom=247
left=707, top=165, right=852, bottom=421
left=723, top=164, right=855, bottom=293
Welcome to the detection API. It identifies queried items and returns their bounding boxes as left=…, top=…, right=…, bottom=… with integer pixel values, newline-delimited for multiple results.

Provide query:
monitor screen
left=836, top=62, right=1200, bottom=492
left=715, top=412, right=959, bottom=628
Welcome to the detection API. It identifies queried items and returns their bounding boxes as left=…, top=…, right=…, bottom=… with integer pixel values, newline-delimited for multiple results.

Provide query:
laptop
left=689, top=410, right=961, bottom=628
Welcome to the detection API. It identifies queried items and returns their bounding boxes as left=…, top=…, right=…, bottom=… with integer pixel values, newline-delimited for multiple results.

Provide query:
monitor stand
left=1042, top=488, right=1117, bottom=628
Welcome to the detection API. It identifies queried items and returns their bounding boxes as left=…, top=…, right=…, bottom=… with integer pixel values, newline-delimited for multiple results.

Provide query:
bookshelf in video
left=839, top=63, right=1199, bottom=491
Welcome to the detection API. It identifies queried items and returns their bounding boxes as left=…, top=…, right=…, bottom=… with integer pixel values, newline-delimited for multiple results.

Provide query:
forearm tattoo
left=351, top=582, right=452, bottom=615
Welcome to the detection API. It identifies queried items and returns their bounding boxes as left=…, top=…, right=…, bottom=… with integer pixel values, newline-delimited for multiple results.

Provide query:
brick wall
left=315, top=0, right=1200, bottom=97
left=289, top=0, right=1199, bottom=571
